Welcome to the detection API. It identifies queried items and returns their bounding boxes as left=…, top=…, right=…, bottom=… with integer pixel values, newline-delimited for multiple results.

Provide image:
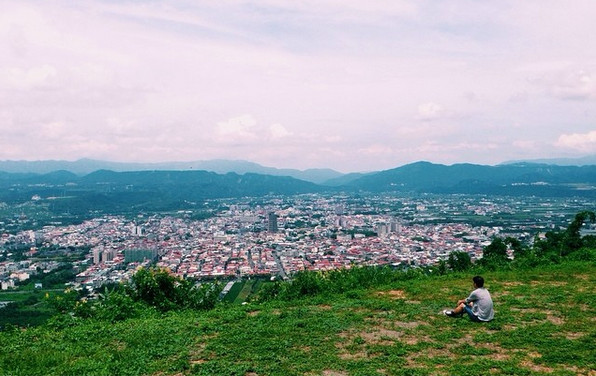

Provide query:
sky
left=1, top=1, right=595, bottom=172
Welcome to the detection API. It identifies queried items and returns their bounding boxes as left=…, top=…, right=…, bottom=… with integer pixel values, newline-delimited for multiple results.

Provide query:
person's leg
left=444, top=302, right=466, bottom=317
left=452, top=302, right=467, bottom=314
left=462, top=304, right=482, bottom=322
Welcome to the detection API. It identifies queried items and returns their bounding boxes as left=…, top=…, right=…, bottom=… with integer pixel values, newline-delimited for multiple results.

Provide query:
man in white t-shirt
left=443, top=276, right=494, bottom=322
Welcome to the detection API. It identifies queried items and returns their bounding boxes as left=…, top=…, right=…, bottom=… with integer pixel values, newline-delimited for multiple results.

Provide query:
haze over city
left=1, top=1, right=595, bottom=172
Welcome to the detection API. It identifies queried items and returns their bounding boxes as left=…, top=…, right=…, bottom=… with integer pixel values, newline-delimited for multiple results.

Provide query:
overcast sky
left=1, top=1, right=595, bottom=172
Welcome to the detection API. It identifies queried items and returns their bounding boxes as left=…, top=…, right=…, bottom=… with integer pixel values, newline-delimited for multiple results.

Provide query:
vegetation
left=0, top=212, right=594, bottom=375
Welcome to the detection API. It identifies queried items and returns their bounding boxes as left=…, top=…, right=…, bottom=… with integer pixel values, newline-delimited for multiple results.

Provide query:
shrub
left=130, top=267, right=222, bottom=312
left=447, top=251, right=472, bottom=272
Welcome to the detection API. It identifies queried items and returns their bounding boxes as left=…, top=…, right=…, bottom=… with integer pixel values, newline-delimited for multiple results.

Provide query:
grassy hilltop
left=0, top=260, right=594, bottom=376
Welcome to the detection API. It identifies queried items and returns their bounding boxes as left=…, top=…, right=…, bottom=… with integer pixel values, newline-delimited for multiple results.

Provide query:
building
left=124, top=249, right=158, bottom=263
left=268, top=212, right=279, bottom=233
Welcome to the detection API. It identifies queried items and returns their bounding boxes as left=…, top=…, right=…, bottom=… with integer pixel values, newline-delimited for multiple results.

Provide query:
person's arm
left=465, top=290, right=479, bottom=304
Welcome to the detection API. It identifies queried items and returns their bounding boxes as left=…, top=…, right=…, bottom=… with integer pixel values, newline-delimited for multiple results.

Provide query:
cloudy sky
left=1, top=1, right=595, bottom=172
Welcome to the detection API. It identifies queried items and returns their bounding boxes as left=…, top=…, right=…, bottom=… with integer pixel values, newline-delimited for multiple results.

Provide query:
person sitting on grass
left=443, top=275, right=494, bottom=322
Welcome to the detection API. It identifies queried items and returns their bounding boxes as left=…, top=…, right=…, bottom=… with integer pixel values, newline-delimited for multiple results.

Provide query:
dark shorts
left=463, top=304, right=483, bottom=322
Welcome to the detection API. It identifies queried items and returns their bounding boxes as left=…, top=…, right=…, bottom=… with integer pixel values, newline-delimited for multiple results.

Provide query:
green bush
left=566, top=247, right=596, bottom=262
left=447, top=251, right=472, bottom=272
left=129, top=267, right=222, bottom=312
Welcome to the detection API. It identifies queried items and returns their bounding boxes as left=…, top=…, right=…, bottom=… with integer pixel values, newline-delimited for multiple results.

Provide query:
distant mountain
left=0, top=169, right=324, bottom=215
left=0, top=158, right=344, bottom=184
left=501, top=155, right=596, bottom=166
left=2, top=161, right=596, bottom=213
left=321, top=172, right=370, bottom=186
left=346, top=161, right=596, bottom=197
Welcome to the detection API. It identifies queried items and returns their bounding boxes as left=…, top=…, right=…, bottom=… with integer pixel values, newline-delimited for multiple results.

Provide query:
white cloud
left=528, top=69, right=594, bottom=100
left=555, top=131, right=596, bottom=152
left=269, top=123, right=292, bottom=139
left=216, top=115, right=259, bottom=142
left=417, top=102, right=445, bottom=121
left=4, top=65, right=58, bottom=90
left=513, top=140, right=538, bottom=151
left=358, top=144, right=393, bottom=156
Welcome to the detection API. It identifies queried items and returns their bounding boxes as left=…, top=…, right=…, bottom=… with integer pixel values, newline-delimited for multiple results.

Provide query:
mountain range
left=0, top=158, right=343, bottom=184
left=1, top=160, right=595, bottom=204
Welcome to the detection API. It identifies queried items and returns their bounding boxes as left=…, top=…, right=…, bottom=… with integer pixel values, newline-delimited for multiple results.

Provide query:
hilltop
left=0, top=260, right=594, bottom=376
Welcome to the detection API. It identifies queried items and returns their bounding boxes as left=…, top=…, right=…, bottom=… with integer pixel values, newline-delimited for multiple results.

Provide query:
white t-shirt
left=465, top=287, right=494, bottom=321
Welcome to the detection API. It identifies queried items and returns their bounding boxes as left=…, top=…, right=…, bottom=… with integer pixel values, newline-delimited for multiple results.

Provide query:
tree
left=131, top=267, right=181, bottom=312
left=130, top=267, right=221, bottom=312
left=480, top=237, right=509, bottom=267
left=561, top=211, right=596, bottom=256
left=447, top=251, right=472, bottom=272
left=505, top=236, right=529, bottom=259
left=532, top=211, right=596, bottom=259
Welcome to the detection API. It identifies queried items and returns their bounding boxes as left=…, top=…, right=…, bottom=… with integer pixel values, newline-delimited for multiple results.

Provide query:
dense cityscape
left=2, top=193, right=593, bottom=294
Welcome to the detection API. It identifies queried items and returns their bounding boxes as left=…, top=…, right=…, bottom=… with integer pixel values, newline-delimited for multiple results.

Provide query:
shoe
left=443, top=310, right=461, bottom=318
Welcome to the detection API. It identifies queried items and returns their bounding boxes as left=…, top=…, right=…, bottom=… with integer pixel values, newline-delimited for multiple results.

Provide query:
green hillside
left=0, top=260, right=594, bottom=376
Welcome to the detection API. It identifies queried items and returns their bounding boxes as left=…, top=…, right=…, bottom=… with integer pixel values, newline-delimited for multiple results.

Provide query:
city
left=1, top=193, right=593, bottom=294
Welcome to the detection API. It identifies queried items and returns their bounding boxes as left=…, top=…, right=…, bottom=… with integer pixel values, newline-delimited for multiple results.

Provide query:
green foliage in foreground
left=0, top=260, right=594, bottom=375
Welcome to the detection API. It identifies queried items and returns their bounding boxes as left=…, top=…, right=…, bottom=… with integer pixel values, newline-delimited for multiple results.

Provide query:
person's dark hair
left=473, top=276, right=484, bottom=288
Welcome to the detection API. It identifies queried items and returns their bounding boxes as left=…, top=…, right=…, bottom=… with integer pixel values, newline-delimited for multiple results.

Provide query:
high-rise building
left=268, top=212, right=278, bottom=233
left=92, top=248, right=102, bottom=264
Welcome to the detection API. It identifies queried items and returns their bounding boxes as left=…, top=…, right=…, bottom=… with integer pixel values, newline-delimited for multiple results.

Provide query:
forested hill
left=0, top=169, right=322, bottom=214
left=1, top=162, right=596, bottom=213
left=343, top=161, right=596, bottom=196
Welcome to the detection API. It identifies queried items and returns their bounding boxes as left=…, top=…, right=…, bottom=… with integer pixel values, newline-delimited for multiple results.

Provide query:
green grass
left=0, top=261, right=594, bottom=375
left=222, top=281, right=244, bottom=303
left=233, top=279, right=257, bottom=304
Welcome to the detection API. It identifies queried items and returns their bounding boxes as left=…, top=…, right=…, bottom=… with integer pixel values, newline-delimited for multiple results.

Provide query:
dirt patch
left=361, top=328, right=402, bottom=345
left=405, top=300, right=421, bottom=304
left=335, top=336, right=368, bottom=360
left=322, top=371, right=348, bottom=376
left=563, top=332, right=585, bottom=340
left=406, top=348, right=452, bottom=367
left=502, top=282, right=523, bottom=287
left=510, top=307, right=564, bottom=324
left=393, top=321, right=423, bottom=329
left=480, top=343, right=511, bottom=361
left=520, top=360, right=554, bottom=373
left=546, top=314, right=564, bottom=325
left=189, top=343, right=215, bottom=365
left=248, top=310, right=260, bottom=317
left=530, top=280, right=568, bottom=287
left=338, top=328, right=402, bottom=346
left=338, top=350, right=367, bottom=360
left=579, top=304, right=591, bottom=312
left=112, top=340, right=126, bottom=351
left=401, top=334, right=433, bottom=345
left=318, top=304, right=333, bottom=310
left=564, top=365, right=596, bottom=375
left=527, top=351, right=542, bottom=359
left=575, top=274, right=592, bottom=281
left=377, top=290, right=407, bottom=299
left=245, top=373, right=258, bottom=376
